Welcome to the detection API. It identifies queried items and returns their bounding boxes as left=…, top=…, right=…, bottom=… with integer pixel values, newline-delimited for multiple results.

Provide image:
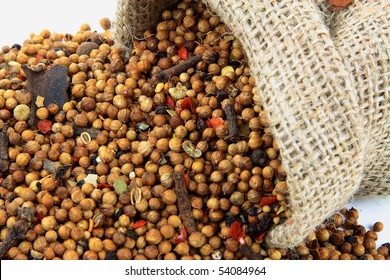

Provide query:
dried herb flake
left=113, top=178, right=129, bottom=195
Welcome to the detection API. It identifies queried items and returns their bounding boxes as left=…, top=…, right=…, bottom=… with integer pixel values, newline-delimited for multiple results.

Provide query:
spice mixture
left=0, top=0, right=388, bottom=260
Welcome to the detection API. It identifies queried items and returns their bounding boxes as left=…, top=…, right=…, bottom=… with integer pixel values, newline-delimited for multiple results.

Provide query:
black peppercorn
left=196, top=117, right=206, bottom=132
left=155, top=104, right=170, bottom=114
left=215, top=90, right=229, bottom=102
left=114, top=208, right=124, bottom=221
left=125, top=230, right=139, bottom=240
left=225, top=214, right=236, bottom=227
left=248, top=206, right=258, bottom=216
left=76, top=180, right=85, bottom=187
left=90, top=156, right=98, bottom=166
left=344, top=235, right=358, bottom=244
left=106, top=251, right=117, bottom=260
left=251, top=150, right=267, bottom=166
left=11, top=43, right=21, bottom=50
left=247, top=214, right=273, bottom=238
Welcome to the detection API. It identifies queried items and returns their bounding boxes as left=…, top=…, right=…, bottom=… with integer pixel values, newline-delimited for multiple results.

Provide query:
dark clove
left=173, top=171, right=196, bottom=234
left=221, top=99, right=240, bottom=143
left=152, top=55, right=202, bottom=83
left=0, top=128, right=9, bottom=172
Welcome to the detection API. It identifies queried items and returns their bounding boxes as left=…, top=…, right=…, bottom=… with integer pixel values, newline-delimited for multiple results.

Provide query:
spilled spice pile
left=0, top=0, right=389, bottom=260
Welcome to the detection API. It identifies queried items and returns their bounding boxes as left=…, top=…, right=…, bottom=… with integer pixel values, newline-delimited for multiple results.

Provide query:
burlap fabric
left=113, top=0, right=390, bottom=248
left=113, top=0, right=180, bottom=55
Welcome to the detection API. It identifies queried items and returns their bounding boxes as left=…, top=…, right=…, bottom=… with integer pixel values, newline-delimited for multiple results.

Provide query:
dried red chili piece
left=255, top=231, right=268, bottom=242
left=230, top=221, right=245, bottom=245
left=178, top=46, right=188, bottom=60
left=206, top=117, right=224, bottom=128
left=37, top=119, right=52, bottom=134
left=259, top=196, right=277, bottom=207
left=181, top=170, right=189, bottom=189
left=132, top=220, right=147, bottom=229
left=180, top=97, right=196, bottom=114
left=328, top=0, right=352, bottom=9
left=35, top=211, right=44, bottom=225
left=166, top=96, right=176, bottom=110
left=97, top=183, right=114, bottom=189
left=174, top=226, right=188, bottom=244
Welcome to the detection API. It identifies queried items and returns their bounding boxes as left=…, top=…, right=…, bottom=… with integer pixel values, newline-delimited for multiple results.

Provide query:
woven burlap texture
left=113, top=0, right=179, bottom=56
left=113, top=0, right=390, bottom=248
left=327, top=2, right=390, bottom=197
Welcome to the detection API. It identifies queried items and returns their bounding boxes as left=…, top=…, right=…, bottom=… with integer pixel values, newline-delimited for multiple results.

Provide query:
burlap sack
left=113, top=0, right=180, bottom=56
left=113, top=0, right=390, bottom=248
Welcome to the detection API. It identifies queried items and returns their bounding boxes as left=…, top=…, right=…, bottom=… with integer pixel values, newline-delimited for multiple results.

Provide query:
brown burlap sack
left=113, top=0, right=180, bottom=56
left=113, top=0, right=390, bottom=248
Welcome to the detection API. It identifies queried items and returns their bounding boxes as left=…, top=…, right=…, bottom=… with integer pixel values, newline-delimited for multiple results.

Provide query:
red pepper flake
left=17, top=74, right=24, bottom=80
left=35, top=211, right=44, bottom=225
left=72, top=155, right=79, bottom=162
left=180, top=97, right=196, bottom=114
left=37, top=119, right=52, bottom=134
left=206, top=117, right=224, bottom=128
left=166, top=96, right=176, bottom=110
left=134, top=41, right=142, bottom=50
left=132, top=219, right=147, bottom=229
left=259, top=196, right=277, bottom=207
left=328, top=0, right=352, bottom=9
left=230, top=221, right=245, bottom=245
left=178, top=46, right=188, bottom=60
left=255, top=231, right=268, bottom=242
left=181, top=170, right=189, bottom=189
left=174, top=227, right=188, bottom=244
left=97, top=183, right=114, bottom=189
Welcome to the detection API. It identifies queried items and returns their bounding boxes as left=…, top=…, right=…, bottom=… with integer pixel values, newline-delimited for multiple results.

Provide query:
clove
left=0, top=128, right=9, bottom=172
left=152, top=55, right=202, bottom=83
left=221, top=99, right=240, bottom=143
left=173, top=171, right=196, bottom=234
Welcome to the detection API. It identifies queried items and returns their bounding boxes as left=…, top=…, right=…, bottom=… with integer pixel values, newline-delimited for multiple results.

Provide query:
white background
left=0, top=0, right=389, bottom=247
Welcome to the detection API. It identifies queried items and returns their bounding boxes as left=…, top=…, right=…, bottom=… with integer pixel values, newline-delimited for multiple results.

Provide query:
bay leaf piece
left=114, top=178, right=129, bottom=195
left=22, top=64, right=69, bottom=128
left=43, top=159, right=72, bottom=180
